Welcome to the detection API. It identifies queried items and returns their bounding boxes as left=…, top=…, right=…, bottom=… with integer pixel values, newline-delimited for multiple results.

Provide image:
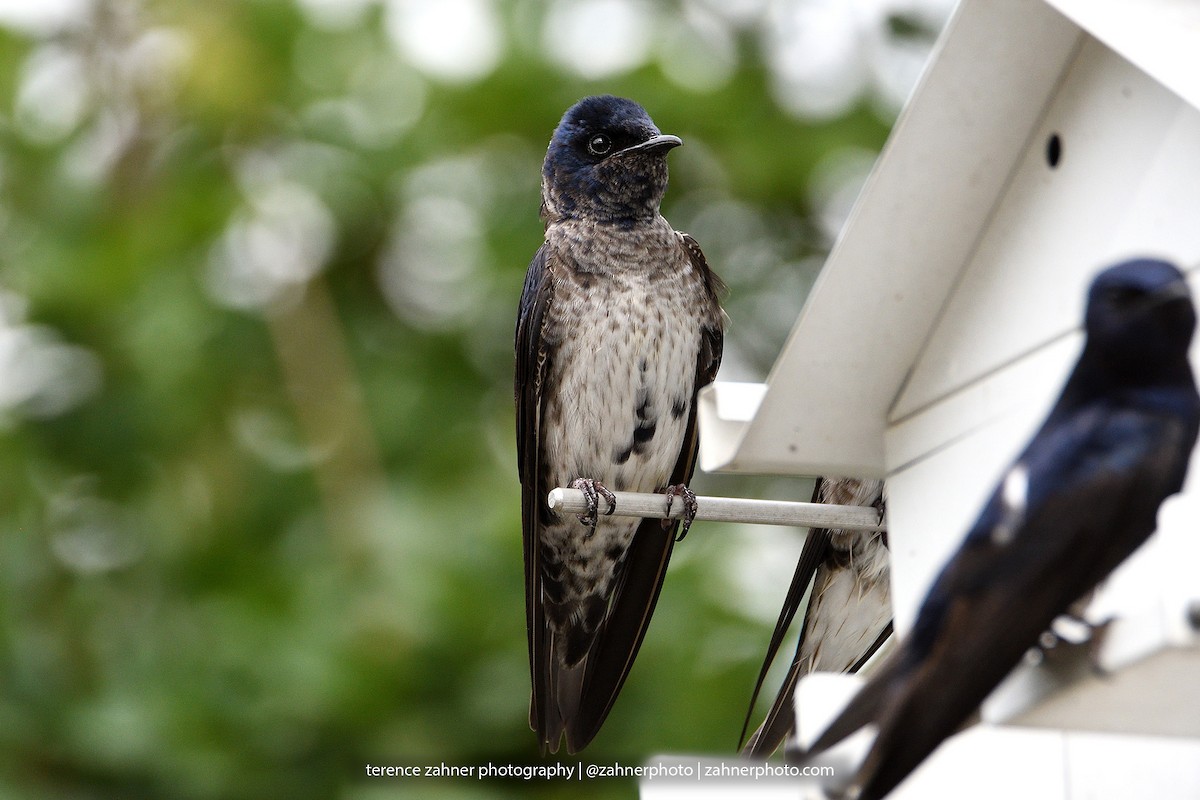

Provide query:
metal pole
left=547, top=488, right=884, bottom=532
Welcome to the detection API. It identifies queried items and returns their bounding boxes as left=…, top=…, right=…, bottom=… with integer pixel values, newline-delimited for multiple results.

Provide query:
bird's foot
left=569, top=478, right=616, bottom=535
left=1033, top=613, right=1113, bottom=675
left=662, top=483, right=698, bottom=541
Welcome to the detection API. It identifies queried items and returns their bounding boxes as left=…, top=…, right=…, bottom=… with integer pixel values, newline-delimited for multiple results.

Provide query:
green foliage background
left=0, top=1, right=944, bottom=797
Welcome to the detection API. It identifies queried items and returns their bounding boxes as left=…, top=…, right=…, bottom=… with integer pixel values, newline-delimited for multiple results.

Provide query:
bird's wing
left=514, top=244, right=557, bottom=745
left=563, top=232, right=725, bottom=752
left=739, top=479, right=827, bottom=753
left=742, top=479, right=891, bottom=757
left=857, top=467, right=1162, bottom=799
left=680, top=231, right=729, bottom=303
left=809, top=407, right=1191, bottom=800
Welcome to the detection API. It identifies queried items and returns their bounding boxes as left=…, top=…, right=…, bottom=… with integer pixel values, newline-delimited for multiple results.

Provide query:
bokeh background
left=0, top=0, right=953, bottom=797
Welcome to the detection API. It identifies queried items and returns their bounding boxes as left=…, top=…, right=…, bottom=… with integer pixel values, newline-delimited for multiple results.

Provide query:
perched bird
left=741, top=477, right=891, bottom=757
left=797, top=258, right=1200, bottom=800
left=515, top=95, right=725, bottom=754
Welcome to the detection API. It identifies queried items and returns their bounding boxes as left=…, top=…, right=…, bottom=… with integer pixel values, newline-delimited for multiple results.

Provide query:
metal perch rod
left=547, top=488, right=885, bottom=532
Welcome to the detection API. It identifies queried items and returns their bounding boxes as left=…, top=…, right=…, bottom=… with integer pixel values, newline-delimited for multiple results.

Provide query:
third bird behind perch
left=797, top=258, right=1200, bottom=800
left=515, top=96, right=725, bottom=754
left=741, top=477, right=892, bottom=756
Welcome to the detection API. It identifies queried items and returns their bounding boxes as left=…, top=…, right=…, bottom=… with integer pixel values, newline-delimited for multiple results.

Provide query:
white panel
left=781, top=672, right=1200, bottom=800
left=1064, top=732, right=1200, bottom=800
left=1082, top=463, right=1200, bottom=657
left=891, top=726, right=1067, bottom=800
left=700, top=0, right=1081, bottom=476
left=895, top=725, right=1200, bottom=800
left=886, top=332, right=1080, bottom=475
left=884, top=335, right=1078, bottom=635
left=1047, top=0, right=1200, bottom=112
left=992, top=645, right=1200, bottom=737
left=887, top=269, right=1200, bottom=638
left=639, top=765, right=802, bottom=800
left=706, top=0, right=1200, bottom=479
left=793, top=672, right=873, bottom=755
left=1143, top=466, right=1200, bottom=645
left=639, top=730, right=1200, bottom=799
left=1106, top=105, right=1200, bottom=262
left=792, top=675, right=1069, bottom=800
left=697, top=381, right=766, bottom=473
left=886, top=268, right=1200, bottom=737
left=894, top=37, right=1200, bottom=419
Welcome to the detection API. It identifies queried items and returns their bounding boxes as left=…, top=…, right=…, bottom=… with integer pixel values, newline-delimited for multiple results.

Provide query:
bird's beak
left=1130, top=276, right=1194, bottom=319
left=616, top=134, right=683, bottom=157
left=1153, top=277, right=1194, bottom=305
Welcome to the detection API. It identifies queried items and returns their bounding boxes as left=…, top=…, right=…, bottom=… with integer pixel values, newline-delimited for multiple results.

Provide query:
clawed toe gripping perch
left=567, top=478, right=617, bottom=533
left=662, top=484, right=699, bottom=541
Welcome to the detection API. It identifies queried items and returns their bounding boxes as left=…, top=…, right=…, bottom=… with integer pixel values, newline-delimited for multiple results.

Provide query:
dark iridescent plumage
left=515, top=96, right=725, bottom=754
left=798, top=258, right=1200, bottom=800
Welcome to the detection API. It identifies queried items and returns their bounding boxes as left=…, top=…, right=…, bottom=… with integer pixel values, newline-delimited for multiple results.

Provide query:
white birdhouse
left=646, top=0, right=1200, bottom=796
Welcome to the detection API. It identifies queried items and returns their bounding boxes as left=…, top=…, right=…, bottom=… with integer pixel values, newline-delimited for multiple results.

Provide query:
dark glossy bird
left=798, top=258, right=1200, bottom=800
left=741, top=477, right=891, bottom=757
left=515, top=95, right=725, bottom=754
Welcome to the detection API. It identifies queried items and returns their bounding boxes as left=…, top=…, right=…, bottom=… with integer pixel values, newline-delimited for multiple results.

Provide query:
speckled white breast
left=800, top=531, right=892, bottom=672
left=544, top=279, right=697, bottom=491
left=800, top=479, right=892, bottom=672
left=538, top=218, right=706, bottom=601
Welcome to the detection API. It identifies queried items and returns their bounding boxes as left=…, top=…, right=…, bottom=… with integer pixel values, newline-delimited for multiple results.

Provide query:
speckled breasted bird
left=515, top=95, right=725, bottom=754
left=798, top=259, right=1200, bottom=800
left=741, top=477, right=892, bottom=757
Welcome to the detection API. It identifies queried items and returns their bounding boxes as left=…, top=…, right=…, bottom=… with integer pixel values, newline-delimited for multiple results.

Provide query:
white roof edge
left=696, top=381, right=765, bottom=473
left=1045, top=0, right=1200, bottom=113
left=701, top=0, right=1081, bottom=476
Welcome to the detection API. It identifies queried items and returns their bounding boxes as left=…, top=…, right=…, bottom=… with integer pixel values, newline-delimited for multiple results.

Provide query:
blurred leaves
left=0, top=0, right=950, bottom=797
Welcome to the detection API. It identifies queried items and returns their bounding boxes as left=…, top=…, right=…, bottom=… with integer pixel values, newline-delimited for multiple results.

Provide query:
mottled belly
left=542, top=287, right=697, bottom=495
left=539, top=281, right=699, bottom=602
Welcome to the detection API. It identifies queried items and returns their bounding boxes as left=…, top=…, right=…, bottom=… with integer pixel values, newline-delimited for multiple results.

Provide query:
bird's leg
left=1033, top=613, right=1113, bottom=675
left=1075, top=613, right=1114, bottom=676
left=569, top=478, right=617, bottom=535
left=662, top=484, right=698, bottom=542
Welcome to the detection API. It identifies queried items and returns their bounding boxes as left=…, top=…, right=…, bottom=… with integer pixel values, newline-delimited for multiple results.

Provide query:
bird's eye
left=1105, top=286, right=1143, bottom=306
left=587, top=133, right=613, bottom=156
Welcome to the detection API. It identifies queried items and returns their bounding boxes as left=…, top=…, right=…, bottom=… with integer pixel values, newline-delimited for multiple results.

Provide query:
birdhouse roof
left=699, top=0, right=1200, bottom=478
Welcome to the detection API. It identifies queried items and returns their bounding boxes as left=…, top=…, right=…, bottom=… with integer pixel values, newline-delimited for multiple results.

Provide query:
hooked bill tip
left=617, top=134, right=682, bottom=156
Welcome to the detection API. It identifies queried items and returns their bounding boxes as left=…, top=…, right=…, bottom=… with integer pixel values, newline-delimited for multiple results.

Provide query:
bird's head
left=1085, top=258, right=1196, bottom=380
left=541, top=95, right=682, bottom=225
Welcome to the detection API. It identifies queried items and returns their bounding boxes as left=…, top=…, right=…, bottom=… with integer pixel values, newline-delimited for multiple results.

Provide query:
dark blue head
left=541, top=95, right=681, bottom=224
left=1082, top=258, right=1195, bottom=384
